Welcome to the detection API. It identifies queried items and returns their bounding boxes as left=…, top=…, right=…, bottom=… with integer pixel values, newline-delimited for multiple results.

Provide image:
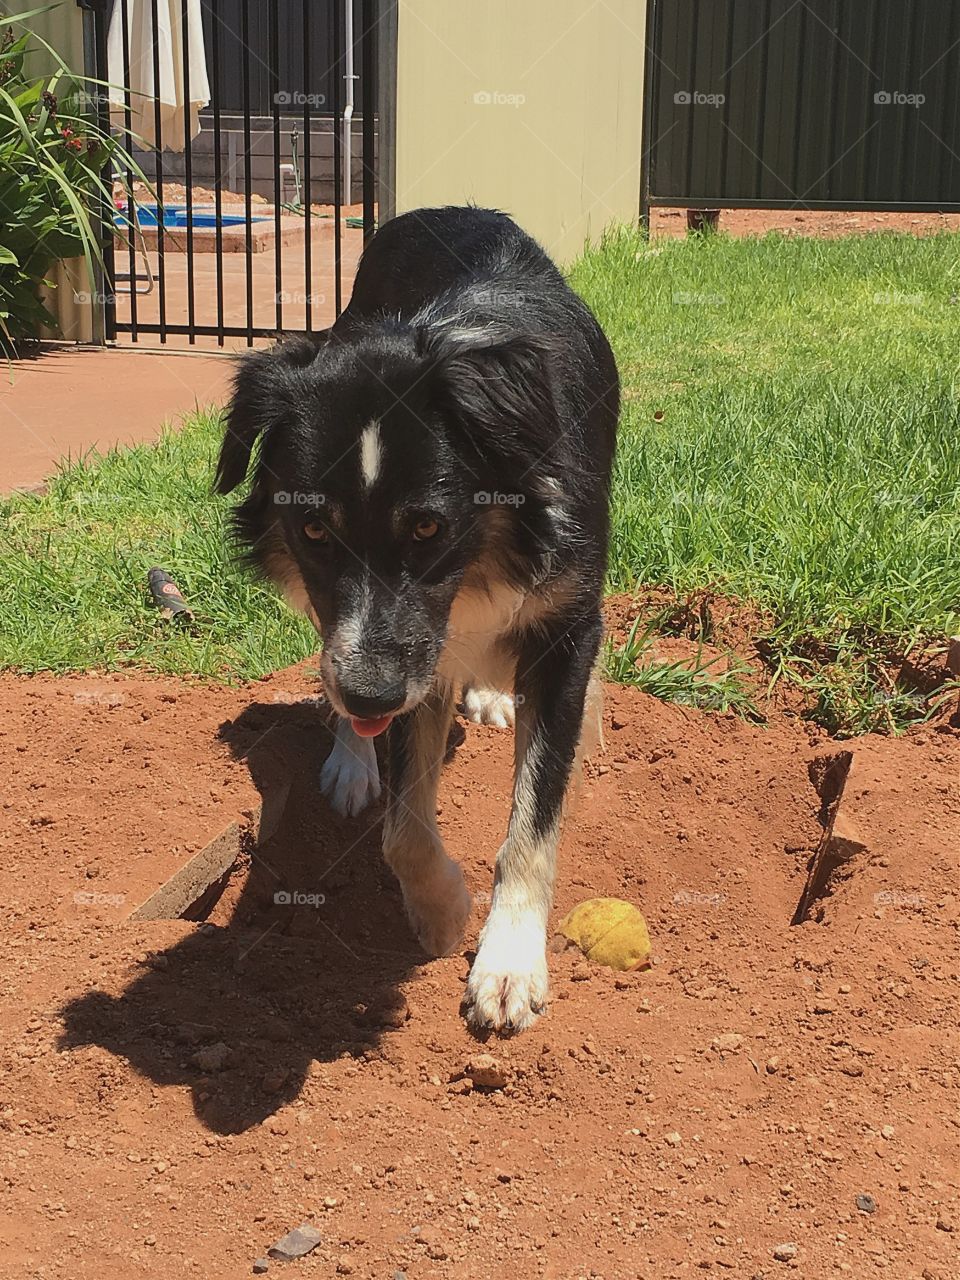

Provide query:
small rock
left=936, top=1213, right=954, bottom=1233
left=880, top=1124, right=895, bottom=1139
left=664, top=1131, right=682, bottom=1147
left=773, top=1242, right=798, bottom=1262
left=267, top=1224, right=322, bottom=1261
left=571, top=960, right=592, bottom=982
left=260, top=1068, right=288, bottom=1094
left=253, top=1260, right=269, bottom=1275
left=713, top=1033, right=743, bottom=1052
left=465, top=1054, right=508, bottom=1090
left=856, top=1194, right=877, bottom=1214
left=189, top=1041, right=231, bottom=1073
left=765, top=1056, right=781, bottom=1075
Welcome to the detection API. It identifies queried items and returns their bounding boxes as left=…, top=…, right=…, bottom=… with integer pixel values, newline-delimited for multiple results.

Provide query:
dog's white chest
left=436, top=583, right=526, bottom=690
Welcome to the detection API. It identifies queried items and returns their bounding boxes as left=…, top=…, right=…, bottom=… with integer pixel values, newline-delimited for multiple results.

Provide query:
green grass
left=604, top=616, right=759, bottom=717
left=570, top=228, right=960, bottom=647
left=2, top=229, right=960, bottom=731
left=0, top=412, right=315, bottom=678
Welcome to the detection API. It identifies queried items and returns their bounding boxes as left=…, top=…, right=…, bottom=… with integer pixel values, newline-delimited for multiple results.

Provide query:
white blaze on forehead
left=360, top=420, right=382, bottom=490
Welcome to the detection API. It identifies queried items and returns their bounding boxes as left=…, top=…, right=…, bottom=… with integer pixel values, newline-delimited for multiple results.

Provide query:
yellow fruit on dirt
left=558, top=897, right=652, bottom=972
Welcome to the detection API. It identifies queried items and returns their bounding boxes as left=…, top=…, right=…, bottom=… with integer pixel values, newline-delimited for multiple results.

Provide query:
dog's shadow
left=58, top=698, right=430, bottom=1135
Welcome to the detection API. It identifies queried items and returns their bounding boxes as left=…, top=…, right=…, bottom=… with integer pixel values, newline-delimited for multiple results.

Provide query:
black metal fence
left=92, top=0, right=378, bottom=347
left=643, top=0, right=960, bottom=212
left=200, top=0, right=366, bottom=116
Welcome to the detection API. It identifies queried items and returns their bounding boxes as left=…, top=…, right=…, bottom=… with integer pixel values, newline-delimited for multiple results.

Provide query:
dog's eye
left=412, top=516, right=440, bottom=542
left=303, top=520, right=329, bottom=543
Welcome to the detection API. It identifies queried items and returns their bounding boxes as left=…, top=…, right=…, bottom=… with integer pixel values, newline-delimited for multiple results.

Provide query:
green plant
left=604, top=616, right=759, bottom=717
left=0, top=15, right=133, bottom=354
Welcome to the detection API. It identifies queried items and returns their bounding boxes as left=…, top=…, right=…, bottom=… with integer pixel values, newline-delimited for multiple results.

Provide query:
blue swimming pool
left=116, top=204, right=269, bottom=229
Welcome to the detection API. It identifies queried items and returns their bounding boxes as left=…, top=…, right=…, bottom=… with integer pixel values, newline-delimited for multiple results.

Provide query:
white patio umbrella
left=107, top=0, right=211, bottom=151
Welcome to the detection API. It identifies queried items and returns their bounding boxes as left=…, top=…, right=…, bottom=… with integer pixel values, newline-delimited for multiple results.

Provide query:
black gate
left=92, top=0, right=378, bottom=346
left=643, top=0, right=960, bottom=213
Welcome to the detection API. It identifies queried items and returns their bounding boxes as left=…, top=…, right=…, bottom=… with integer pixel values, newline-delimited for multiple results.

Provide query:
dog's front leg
left=383, top=682, right=473, bottom=957
left=464, top=614, right=603, bottom=1033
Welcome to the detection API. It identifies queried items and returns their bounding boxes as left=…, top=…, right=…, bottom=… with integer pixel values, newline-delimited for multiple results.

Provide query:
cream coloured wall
left=391, top=0, right=647, bottom=266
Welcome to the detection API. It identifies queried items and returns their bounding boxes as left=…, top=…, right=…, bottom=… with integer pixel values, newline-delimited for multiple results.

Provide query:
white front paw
left=463, top=687, right=515, bottom=729
left=464, top=911, right=548, bottom=1034
left=320, top=720, right=381, bottom=817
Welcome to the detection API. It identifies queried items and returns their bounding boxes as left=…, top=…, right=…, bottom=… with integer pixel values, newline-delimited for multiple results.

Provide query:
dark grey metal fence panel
left=645, top=0, right=960, bottom=210
left=201, top=0, right=366, bottom=116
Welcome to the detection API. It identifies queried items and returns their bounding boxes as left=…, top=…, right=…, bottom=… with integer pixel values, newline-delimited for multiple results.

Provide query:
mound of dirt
left=0, top=666, right=957, bottom=1279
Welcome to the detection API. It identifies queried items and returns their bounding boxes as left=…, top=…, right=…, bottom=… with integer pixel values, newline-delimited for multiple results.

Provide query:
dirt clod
left=464, top=1053, right=508, bottom=1089
left=189, top=1041, right=231, bottom=1073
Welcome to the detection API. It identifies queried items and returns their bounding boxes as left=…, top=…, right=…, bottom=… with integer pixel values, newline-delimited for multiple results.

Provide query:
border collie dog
left=216, top=206, right=619, bottom=1033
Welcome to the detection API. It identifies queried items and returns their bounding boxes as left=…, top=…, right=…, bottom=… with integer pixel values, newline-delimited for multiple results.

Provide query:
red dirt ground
left=1, top=662, right=958, bottom=1279
left=650, top=207, right=960, bottom=239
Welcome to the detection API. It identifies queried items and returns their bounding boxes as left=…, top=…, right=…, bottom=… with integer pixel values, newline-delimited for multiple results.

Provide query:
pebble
left=936, top=1213, right=954, bottom=1232
left=252, top=1260, right=269, bottom=1275
left=765, top=1056, right=781, bottom=1074
left=267, top=1224, right=322, bottom=1261
left=664, top=1131, right=682, bottom=1147
left=464, top=1054, right=508, bottom=1090
left=856, top=1194, right=877, bottom=1214
left=713, top=1034, right=744, bottom=1052
left=773, top=1242, right=798, bottom=1262
left=261, top=1068, right=288, bottom=1094
left=188, top=1042, right=231, bottom=1073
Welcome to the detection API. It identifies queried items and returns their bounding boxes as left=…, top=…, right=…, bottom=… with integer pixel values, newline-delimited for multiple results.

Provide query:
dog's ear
left=215, top=335, right=325, bottom=494
left=422, top=325, right=561, bottom=474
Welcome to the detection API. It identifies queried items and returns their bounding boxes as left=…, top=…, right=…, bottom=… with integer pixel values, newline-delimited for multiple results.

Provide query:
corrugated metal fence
left=643, top=0, right=960, bottom=211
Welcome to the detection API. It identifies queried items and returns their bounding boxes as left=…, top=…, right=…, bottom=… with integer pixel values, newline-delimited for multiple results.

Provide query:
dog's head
left=215, top=323, right=566, bottom=736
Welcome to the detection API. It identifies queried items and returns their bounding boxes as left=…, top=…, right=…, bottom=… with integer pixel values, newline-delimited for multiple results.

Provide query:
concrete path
left=1, top=345, right=232, bottom=492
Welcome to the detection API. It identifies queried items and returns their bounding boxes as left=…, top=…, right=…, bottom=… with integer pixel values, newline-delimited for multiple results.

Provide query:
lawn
left=2, top=229, right=959, bottom=730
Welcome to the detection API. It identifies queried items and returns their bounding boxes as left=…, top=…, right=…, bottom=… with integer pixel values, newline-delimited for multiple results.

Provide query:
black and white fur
left=216, top=206, right=619, bottom=1033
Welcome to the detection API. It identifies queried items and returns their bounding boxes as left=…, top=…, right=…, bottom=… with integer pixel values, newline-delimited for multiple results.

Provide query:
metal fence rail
left=643, top=0, right=960, bottom=212
left=94, top=0, right=378, bottom=346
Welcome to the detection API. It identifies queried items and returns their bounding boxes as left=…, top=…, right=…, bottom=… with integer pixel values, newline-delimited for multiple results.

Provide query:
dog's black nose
left=340, top=684, right=407, bottom=719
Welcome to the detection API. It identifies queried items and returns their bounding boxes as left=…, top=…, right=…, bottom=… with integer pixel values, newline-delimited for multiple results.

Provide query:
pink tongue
left=351, top=715, right=393, bottom=738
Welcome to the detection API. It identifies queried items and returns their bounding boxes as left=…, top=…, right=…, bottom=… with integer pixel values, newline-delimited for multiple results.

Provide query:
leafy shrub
left=0, top=18, right=128, bottom=355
